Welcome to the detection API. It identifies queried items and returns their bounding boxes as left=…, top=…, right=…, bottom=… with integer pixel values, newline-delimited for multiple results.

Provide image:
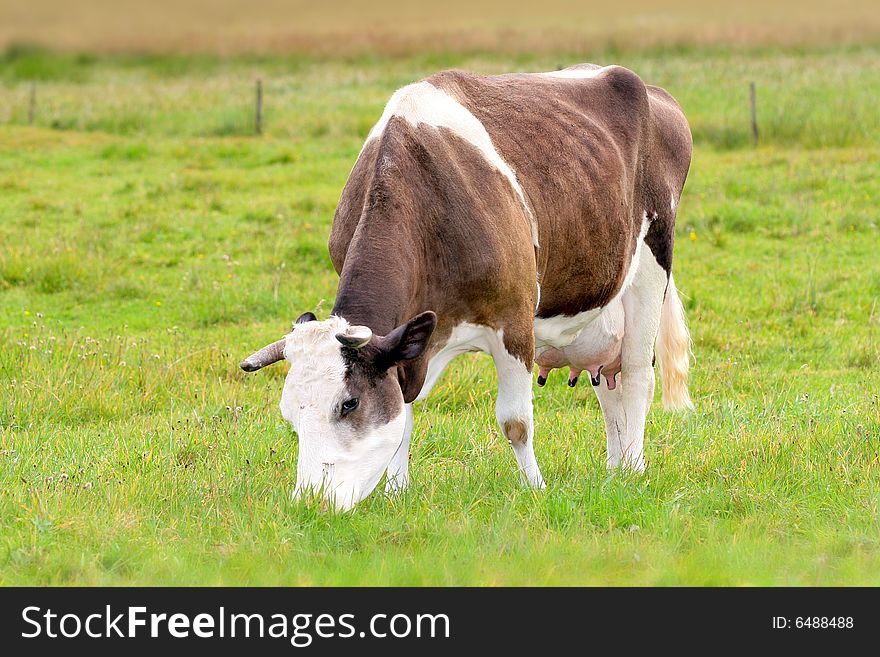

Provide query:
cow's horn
left=240, top=339, right=286, bottom=371
left=336, top=325, right=372, bottom=349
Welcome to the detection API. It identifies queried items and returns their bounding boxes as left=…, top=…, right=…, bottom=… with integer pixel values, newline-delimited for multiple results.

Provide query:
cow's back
left=330, top=65, right=691, bottom=326
left=426, top=65, right=679, bottom=318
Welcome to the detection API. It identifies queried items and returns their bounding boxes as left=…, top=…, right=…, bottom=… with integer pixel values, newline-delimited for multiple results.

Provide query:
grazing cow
left=241, top=64, right=694, bottom=511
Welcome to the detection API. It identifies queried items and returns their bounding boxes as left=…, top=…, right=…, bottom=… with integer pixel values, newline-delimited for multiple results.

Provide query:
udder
left=535, top=300, right=624, bottom=389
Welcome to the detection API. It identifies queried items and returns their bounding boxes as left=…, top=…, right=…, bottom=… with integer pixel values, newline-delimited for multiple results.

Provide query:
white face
left=279, top=317, right=406, bottom=512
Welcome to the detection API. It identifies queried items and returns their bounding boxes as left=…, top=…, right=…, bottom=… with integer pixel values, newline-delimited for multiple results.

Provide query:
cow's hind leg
left=594, top=384, right=628, bottom=469
left=490, top=327, right=545, bottom=489
left=616, top=243, right=668, bottom=471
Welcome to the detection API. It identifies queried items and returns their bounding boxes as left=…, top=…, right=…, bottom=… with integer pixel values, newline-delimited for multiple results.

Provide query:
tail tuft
left=656, top=274, right=694, bottom=411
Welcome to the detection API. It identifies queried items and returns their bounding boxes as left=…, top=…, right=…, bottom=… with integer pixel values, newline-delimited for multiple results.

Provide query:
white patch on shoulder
left=671, top=191, right=677, bottom=212
left=415, top=322, right=496, bottom=402
left=364, top=81, right=538, bottom=247
left=533, top=213, right=651, bottom=349
left=415, top=322, right=532, bottom=416
left=543, top=66, right=610, bottom=79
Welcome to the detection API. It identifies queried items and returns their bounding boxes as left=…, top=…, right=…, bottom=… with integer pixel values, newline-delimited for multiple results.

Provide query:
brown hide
left=328, top=64, right=692, bottom=401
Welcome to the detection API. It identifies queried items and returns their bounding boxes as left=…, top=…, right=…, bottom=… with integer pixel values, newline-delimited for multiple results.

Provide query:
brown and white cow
left=241, top=64, right=694, bottom=511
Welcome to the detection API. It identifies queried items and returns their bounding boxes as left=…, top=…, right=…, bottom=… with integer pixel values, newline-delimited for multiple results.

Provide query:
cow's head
left=240, top=311, right=436, bottom=511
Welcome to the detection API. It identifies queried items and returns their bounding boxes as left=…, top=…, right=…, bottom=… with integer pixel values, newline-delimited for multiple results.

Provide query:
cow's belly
left=534, top=299, right=624, bottom=387
left=532, top=209, right=650, bottom=349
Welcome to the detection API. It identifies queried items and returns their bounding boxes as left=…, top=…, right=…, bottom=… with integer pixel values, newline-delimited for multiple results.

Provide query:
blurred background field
left=1, top=2, right=879, bottom=585
left=2, top=0, right=880, bottom=53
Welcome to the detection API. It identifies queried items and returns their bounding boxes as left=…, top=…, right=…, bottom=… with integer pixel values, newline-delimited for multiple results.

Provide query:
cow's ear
left=295, top=311, right=317, bottom=325
left=376, top=311, right=437, bottom=367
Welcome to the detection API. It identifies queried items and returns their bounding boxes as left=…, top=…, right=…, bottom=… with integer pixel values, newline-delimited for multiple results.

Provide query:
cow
left=240, top=63, right=694, bottom=511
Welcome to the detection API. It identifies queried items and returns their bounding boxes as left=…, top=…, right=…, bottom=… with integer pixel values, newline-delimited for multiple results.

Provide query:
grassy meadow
left=1, top=42, right=879, bottom=585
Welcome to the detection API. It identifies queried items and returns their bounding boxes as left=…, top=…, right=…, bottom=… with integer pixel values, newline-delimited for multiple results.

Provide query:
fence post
left=255, top=78, right=263, bottom=136
left=749, top=81, right=758, bottom=146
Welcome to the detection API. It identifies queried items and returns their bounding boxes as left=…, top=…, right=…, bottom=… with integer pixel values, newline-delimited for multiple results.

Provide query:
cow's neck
left=331, top=161, right=433, bottom=336
left=331, top=231, right=420, bottom=336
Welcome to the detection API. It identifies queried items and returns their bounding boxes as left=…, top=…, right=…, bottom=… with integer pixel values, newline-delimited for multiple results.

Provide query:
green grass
left=1, top=47, right=879, bottom=585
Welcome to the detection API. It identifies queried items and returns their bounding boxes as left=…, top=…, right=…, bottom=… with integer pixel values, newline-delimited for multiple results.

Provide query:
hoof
left=536, top=375, right=546, bottom=387
left=590, top=373, right=601, bottom=387
left=568, top=377, right=578, bottom=387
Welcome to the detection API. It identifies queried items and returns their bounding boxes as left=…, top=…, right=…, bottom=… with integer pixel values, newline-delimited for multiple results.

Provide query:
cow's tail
left=656, top=274, right=694, bottom=411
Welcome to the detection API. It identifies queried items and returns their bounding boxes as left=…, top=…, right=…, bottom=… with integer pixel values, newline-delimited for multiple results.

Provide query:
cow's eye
left=340, top=398, right=360, bottom=417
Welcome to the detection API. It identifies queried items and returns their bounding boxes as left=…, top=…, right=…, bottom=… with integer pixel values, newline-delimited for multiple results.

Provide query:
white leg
left=617, top=246, right=668, bottom=471
left=385, top=403, right=413, bottom=494
left=593, top=383, right=628, bottom=469
left=390, top=331, right=472, bottom=493
left=410, top=323, right=545, bottom=488
left=492, top=344, right=545, bottom=489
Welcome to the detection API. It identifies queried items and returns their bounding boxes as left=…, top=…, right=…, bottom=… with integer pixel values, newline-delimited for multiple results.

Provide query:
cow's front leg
left=617, top=244, right=668, bottom=471
left=492, top=336, right=545, bottom=489
left=385, top=403, right=413, bottom=494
